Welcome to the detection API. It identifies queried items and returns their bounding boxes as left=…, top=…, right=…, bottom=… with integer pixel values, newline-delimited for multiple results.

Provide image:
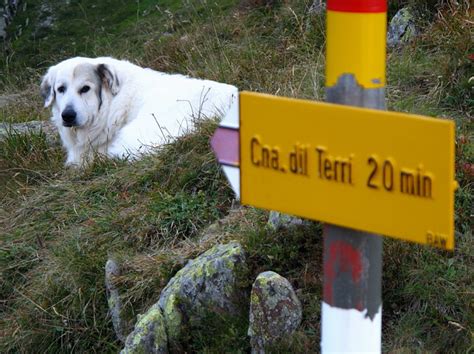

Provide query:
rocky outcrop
left=120, top=242, right=248, bottom=352
left=248, top=271, right=302, bottom=353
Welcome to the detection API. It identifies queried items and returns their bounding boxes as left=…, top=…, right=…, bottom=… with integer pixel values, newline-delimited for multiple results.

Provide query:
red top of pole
left=327, top=0, right=387, bottom=13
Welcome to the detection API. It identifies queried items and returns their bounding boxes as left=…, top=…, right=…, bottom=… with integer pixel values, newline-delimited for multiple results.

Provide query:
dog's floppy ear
left=97, top=63, right=120, bottom=96
left=40, top=67, right=57, bottom=107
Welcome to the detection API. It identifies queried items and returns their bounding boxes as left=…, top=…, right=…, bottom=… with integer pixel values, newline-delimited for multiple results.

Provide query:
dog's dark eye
left=80, top=85, right=90, bottom=94
left=57, top=86, right=66, bottom=94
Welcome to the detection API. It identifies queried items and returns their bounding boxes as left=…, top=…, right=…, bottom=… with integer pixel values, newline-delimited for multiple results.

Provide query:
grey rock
left=0, top=120, right=59, bottom=145
left=308, top=0, right=326, bottom=15
left=37, top=3, right=54, bottom=30
left=248, top=271, right=302, bottom=353
left=121, top=303, right=168, bottom=354
left=105, top=259, right=126, bottom=343
left=158, top=242, right=247, bottom=349
left=267, top=211, right=307, bottom=230
left=38, top=14, right=53, bottom=30
left=387, top=7, right=418, bottom=47
left=0, top=93, right=20, bottom=106
left=32, top=2, right=55, bottom=38
left=0, top=16, right=6, bottom=40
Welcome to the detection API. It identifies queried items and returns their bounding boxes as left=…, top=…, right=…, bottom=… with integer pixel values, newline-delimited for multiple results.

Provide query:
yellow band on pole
left=326, top=11, right=387, bottom=89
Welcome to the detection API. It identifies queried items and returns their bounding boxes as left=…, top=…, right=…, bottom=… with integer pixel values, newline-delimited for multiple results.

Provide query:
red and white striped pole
left=322, top=0, right=387, bottom=352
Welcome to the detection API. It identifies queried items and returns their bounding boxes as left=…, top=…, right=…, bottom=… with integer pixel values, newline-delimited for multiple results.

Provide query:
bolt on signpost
left=210, top=0, right=456, bottom=351
left=322, top=0, right=387, bottom=352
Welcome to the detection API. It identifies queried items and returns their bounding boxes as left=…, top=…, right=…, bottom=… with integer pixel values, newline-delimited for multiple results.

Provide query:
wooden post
left=321, top=0, right=387, bottom=352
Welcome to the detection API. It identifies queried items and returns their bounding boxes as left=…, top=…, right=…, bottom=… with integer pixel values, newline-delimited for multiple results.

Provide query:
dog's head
left=40, top=58, right=120, bottom=128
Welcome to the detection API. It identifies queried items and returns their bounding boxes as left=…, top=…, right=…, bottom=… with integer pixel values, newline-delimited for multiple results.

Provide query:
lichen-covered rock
left=158, top=242, right=247, bottom=349
left=248, top=271, right=302, bottom=353
left=387, top=7, right=418, bottom=47
left=105, top=259, right=125, bottom=343
left=120, top=304, right=168, bottom=354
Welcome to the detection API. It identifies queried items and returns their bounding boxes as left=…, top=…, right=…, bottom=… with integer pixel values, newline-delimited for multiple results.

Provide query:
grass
left=0, top=120, right=235, bottom=352
left=383, top=233, right=473, bottom=351
left=1, top=0, right=473, bottom=352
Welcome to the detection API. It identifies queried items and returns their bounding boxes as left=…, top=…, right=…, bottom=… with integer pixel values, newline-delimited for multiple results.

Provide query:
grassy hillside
left=1, top=0, right=472, bottom=352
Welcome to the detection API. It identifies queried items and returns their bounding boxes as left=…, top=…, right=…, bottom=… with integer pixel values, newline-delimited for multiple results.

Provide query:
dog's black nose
left=62, top=108, right=77, bottom=126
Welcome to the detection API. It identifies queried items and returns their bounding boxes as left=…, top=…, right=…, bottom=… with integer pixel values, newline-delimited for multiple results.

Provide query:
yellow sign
left=240, top=92, right=456, bottom=249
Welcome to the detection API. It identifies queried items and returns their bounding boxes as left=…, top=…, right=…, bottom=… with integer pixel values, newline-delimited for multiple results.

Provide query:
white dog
left=40, top=57, right=237, bottom=166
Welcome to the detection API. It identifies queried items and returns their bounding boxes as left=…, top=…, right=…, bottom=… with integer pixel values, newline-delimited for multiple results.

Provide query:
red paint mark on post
left=323, top=240, right=362, bottom=306
left=327, top=0, right=387, bottom=13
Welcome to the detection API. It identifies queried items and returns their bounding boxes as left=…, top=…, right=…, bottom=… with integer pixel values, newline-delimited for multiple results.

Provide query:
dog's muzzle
left=62, top=107, right=78, bottom=127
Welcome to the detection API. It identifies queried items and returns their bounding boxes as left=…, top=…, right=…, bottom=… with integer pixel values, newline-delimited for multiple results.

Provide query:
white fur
left=41, top=56, right=238, bottom=166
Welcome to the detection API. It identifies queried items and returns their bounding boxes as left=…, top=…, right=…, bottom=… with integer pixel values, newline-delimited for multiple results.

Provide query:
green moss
left=122, top=305, right=167, bottom=354
left=162, top=293, right=182, bottom=341
left=108, top=295, right=117, bottom=310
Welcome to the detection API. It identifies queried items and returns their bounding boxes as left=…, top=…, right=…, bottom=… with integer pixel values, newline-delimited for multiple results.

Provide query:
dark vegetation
left=0, top=0, right=472, bottom=352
